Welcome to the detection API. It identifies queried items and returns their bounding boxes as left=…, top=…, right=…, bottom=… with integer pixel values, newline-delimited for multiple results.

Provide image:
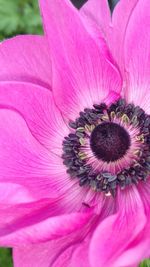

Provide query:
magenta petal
left=109, top=0, right=139, bottom=74
left=40, top=0, right=122, bottom=120
left=0, top=183, right=34, bottom=204
left=0, top=82, right=69, bottom=153
left=0, top=106, right=89, bottom=206
left=0, top=108, right=66, bottom=198
left=113, top=240, right=150, bottom=267
left=13, top=243, right=56, bottom=267
left=0, top=35, right=51, bottom=88
left=137, top=178, right=150, bottom=214
left=70, top=241, right=91, bottom=267
left=110, top=0, right=150, bottom=112
left=81, top=0, right=111, bottom=40
left=90, top=187, right=146, bottom=267
left=0, top=199, right=92, bottom=246
left=123, top=0, right=150, bottom=112
left=13, top=223, right=91, bottom=267
left=13, top=241, right=71, bottom=267
left=103, top=90, right=120, bottom=106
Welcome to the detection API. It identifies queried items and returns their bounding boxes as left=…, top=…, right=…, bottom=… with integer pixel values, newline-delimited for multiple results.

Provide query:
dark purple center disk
left=90, top=122, right=131, bottom=162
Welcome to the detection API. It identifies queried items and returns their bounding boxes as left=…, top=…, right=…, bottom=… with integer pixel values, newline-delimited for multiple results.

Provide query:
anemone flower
left=0, top=0, right=149, bottom=267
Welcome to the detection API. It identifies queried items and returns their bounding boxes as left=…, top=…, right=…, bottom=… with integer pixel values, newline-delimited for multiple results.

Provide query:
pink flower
left=0, top=0, right=149, bottom=266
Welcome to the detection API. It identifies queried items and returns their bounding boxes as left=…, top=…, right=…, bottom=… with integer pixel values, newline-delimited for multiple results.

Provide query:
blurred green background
left=0, top=0, right=43, bottom=41
left=0, top=0, right=149, bottom=266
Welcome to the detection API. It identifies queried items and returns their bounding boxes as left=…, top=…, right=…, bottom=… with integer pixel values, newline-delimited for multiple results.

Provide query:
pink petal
left=0, top=199, right=92, bottom=246
left=81, top=0, right=111, bottom=40
left=108, top=0, right=139, bottom=74
left=39, top=0, right=122, bottom=121
left=0, top=35, right=51, bottom=88
left=0, top=183, right=34, bottom=204
left=109, top=0, right=150, bottom=111
left=137, top=178, right=150, bottom=215
left=123, top=0, right=150, bottom=112
left=90, top=187, right=147, bottom=267
left=0, top=81, right=69, bottom=153
left=13, top=241, right=71, bottom=267
left=133, top=179, right=150, bottom=262
left=0, top=106, right=92, bottom=208
left=12, top=197, right=115, bottom=267
left=13, top=221, right=92, bottom=267
left=0, top=108, right=64, bottom=199
left=113, top=239, right=150, bottom=267
left=103, top=90, right=120, bottom=106
left=13, top=242, right=56, bottom=267
left=70, top=240, right=91, bottom=267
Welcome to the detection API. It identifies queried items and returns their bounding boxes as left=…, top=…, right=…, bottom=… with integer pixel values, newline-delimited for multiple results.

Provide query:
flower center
left=90, top=122, right=130, bottom=162
left=62, top=98, right=150, bottom=196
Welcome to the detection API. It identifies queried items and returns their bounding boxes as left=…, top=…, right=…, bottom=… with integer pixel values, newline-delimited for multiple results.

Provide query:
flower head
left=0, top=0, right=149, bottom=267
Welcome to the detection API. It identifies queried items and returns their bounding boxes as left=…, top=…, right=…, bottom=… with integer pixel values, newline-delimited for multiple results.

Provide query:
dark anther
left=93, top=103, right=107, bottom=110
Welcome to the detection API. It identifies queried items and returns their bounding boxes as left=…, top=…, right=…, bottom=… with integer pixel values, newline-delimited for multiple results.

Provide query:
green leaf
left=22, top=0, right=43, bottom=34
left=0, top=0, right=20, bottom=35
left=0, top=0, right=43, bottom=40
left=0, top=248, right=13, bottom=267
left=140, top=259, right=150, bottom=267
